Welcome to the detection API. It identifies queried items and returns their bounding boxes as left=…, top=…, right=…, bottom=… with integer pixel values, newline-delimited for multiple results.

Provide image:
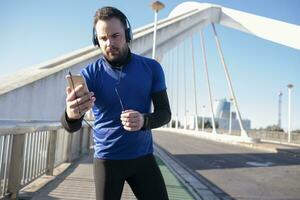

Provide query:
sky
left=0, top=0, right=299, bottom=130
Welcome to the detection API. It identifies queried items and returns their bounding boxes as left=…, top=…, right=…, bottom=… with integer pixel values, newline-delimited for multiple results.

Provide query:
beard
left=103, top=44, right=128, bottom=65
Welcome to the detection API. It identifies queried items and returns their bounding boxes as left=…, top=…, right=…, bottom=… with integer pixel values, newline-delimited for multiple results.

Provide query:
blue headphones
left=93, top=13, right=132, bottom=46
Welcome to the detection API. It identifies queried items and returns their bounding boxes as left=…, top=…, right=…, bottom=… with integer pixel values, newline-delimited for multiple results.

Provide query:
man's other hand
left=120, top=109, right=144, bottom=131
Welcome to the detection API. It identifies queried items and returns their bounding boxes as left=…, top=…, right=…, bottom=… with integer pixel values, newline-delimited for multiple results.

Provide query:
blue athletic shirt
left=81, top=53, right=166, bottom=160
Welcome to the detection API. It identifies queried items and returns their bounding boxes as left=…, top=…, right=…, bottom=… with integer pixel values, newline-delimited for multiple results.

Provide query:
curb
left=154, top=144, right=224, bottom=200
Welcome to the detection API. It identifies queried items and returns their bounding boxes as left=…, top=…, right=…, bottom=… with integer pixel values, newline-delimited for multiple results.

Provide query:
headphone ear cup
left=125, top=28, right=129, bottom=42
left=93, top=28, right=99, bottom=47
left=124, top=17, right=132, bottom=43
left=93, top=36, right=99, bottom=47
left=125, top=27, right=132, bottom=43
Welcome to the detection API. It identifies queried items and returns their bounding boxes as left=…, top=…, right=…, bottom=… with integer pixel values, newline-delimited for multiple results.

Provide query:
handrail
left=0, top=121, right=61, bottom=136
left=0, top=121, right=92, bottom=199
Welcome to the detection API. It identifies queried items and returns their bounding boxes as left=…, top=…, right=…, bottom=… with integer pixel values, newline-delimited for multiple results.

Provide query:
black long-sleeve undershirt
left=61, top=89, right=171, bottom=133
left=142, top=90, right=171, bottom=129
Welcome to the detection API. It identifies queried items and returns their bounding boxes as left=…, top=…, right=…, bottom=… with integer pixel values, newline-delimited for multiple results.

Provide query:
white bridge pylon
left=155, top=2, right=300, bottom=142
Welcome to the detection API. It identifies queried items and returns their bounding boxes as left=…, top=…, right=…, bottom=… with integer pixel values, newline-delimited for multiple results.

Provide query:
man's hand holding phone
left=65, top=75, right=96, bottom=120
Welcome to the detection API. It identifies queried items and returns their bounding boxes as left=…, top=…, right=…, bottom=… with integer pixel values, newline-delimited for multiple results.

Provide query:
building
left=214, top=98, right=251, bottom=130
left=183, top=98, right=251, bottom=130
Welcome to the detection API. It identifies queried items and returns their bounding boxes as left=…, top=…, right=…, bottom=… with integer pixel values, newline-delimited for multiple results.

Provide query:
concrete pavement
left=20, top=128, right=300, bottom=200
left=22, top=151, right=195, bottom=200
left=153, top=129, right=300, bottom=200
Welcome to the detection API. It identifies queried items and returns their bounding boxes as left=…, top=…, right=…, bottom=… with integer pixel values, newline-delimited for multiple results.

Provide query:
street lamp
left=278, top=91, right=283, bottom=128
left=229, top=98, right=233, bottom=134
left=202, top=105, right=205, bottom=132
left=186, top=110, right=189, bottom=130
left=151, top=1, right=165, bottom=59
left=287, top=84, right=293, bottom=143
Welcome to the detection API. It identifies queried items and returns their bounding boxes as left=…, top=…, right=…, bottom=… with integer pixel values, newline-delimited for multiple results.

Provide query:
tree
left=264, top=125, right=284, bottom=132
left=197, top=119, right=219, bottom=129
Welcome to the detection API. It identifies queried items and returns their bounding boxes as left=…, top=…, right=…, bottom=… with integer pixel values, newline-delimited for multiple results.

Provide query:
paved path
left=27, top=129, right=300, bottom=200
left=153, top=130, right=300, bottom=200
left=30, top=151, right=194, bottom=200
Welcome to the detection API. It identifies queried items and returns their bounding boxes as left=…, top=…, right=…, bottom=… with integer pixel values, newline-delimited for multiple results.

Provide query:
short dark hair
left=93, top=7, right=127, bottom=29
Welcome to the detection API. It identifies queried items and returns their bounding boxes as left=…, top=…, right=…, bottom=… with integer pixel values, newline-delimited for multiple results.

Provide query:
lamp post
left=202, top=105, right=205, bottom=132
left=229, top=98, right=233, bottom=134
left=186, top=110, right=189, bottom=129
left=278, top=91, right=283, bottom=128
left=287, top=84, right=293, bottom=143
left=151, top=1, right=165, bottom=59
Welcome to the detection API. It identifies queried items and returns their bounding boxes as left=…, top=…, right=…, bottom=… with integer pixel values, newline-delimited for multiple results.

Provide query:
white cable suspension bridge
left=0, top=2, right=300, bottom=198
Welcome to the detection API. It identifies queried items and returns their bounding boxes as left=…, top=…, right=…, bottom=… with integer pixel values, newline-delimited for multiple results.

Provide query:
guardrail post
left=46, top=130, right=57, bottom=176
left=86, top=127, right=91, bottom=153
left=79, top=128, right=83, bottom=155
left=7, top=134, right=25, bottom=200
left=66, top=132, right=73, bottom=162
left=88, top=127, right=93, bottom=153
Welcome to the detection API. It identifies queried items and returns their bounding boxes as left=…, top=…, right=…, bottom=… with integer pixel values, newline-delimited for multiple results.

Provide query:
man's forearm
left=142, top=90, right=171, bottom=130
left=61, top=110, right=84, bottom=133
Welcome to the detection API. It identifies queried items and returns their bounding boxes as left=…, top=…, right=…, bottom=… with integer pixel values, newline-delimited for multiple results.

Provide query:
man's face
left=95, top=18, right=128, bottom=63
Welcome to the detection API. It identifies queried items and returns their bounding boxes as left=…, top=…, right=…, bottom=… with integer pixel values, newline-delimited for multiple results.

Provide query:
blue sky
left=1, top=0, right=299, bottom=130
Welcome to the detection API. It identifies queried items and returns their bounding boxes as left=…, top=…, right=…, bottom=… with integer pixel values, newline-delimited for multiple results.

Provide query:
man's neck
left=105, top=48, right=131, bottom=69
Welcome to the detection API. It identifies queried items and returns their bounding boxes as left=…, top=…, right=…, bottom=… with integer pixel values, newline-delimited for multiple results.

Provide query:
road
left=153, top=130, right=300, bottom=200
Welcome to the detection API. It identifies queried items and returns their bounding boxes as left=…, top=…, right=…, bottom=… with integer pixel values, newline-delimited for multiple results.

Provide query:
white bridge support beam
left=169, top=2, right=300, bottom=51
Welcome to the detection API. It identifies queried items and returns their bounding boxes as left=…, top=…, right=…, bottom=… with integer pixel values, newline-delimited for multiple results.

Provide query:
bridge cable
left=176, top=46, right=180, bottom=129
left=170, top=49, right=175, bottom=127
left=200, top=31, right=217, bottom=133
left=183, top=40, right=187, bottom=129
left=211, top=23, right=248, bottom=137
left=190, top=36, right=199, bottom=131
left=166, top=51, right=171, bottom=127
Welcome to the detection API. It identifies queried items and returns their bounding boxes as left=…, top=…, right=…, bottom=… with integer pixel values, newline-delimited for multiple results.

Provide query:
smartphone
left=66, top=74, right=89, bottom=92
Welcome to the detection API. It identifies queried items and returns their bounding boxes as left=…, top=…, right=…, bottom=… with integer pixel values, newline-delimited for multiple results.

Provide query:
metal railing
left=0, top=121, right=91, bottom=199
left=167, top=122, right=300, bottom=145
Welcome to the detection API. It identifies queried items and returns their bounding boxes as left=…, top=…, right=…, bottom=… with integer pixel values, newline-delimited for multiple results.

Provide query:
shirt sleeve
left=142, top=89, right=171, bottom=129
left=81, top=63, right=96, bottom=93
left=61, top=110, right=84, bottom=133
left=151, top=60, right=167, bottom=93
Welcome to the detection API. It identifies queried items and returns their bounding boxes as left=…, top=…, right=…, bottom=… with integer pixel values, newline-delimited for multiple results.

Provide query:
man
left=61, top=6, right=171, bottom=200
